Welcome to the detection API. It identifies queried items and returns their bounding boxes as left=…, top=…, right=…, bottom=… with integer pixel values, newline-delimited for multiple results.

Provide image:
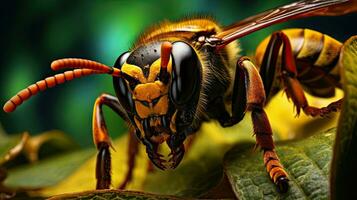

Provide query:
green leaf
left=48, top=189, right=184, bottom=200
left=4, top=148, right=94, bottom=189
left=330, top=36, right=357, bottom=200
left=224, top=128, right=335, bottom=200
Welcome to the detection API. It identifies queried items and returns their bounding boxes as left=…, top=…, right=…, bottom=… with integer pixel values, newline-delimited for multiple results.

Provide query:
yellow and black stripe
left=255, top=28, right=342, bottom=98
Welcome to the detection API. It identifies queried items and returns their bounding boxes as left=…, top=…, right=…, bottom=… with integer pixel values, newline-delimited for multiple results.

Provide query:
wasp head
left=113, top=41, right=202, bottom=170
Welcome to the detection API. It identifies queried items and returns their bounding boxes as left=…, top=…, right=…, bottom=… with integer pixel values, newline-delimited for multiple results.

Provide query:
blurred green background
left=1, top=0, right=355, bottom=147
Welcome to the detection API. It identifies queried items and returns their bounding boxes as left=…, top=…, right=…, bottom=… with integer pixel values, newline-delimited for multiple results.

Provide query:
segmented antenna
left=51, top=58, right=121, bottom=77
left=3, top=58, right=125, bottom=113
left=3, top=69, right=106, bottom=113
left=159, top=42, right=172, bottom=84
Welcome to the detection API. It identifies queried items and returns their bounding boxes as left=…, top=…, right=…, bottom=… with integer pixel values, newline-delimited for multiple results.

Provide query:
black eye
left=114, top=51, right=130, bottom=68
left=113, top=51, right=136, bottom=114
left=169, top=42, right=202, bottom=108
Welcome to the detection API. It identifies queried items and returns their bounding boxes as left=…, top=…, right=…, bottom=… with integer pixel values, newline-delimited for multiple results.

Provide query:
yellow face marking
left=135, top=101, right=152, bottom=119
left=134, top=83, right=162, bottom=101
left=147, top=58, right=172, bottom=82
left=134, top=94, right=169, bottom=119
left=121, top=58, right=172, bottom=84
left=122, top=57, right=173, bottom=119
left=152, top=95, right=169, bottom=115
left=133, top=80, right=170, bottom=118
left=121, top=63, right=147, bottom=83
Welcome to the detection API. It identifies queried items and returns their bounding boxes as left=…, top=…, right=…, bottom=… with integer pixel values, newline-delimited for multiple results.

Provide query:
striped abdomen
left=255, top=28, right=342, bottom=98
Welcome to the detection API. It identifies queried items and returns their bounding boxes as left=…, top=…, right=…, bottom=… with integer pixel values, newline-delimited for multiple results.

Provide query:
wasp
left=3, top=0, right=356, bottom=193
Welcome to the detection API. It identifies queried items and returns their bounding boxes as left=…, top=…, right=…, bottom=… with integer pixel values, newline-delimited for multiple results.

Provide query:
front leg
left=92, top=93, right=129, bottom=189
left=218, top=57, right=289, bottom=192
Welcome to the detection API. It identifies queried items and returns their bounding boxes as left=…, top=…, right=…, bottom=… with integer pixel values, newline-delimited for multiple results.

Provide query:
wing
left=206, top=0, right=357, bottom=49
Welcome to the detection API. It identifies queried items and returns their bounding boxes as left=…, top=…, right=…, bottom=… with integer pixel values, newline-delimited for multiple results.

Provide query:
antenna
left=3, top=58, right=126, bottom=113
left=51, top=58, right=121, bottom=76
left=159, top=42, right=172, bottom=84
left=3, top=68, right=107, bottom=113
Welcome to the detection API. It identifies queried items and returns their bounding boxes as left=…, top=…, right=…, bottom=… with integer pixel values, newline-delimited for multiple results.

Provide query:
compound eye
left=170, top=42, right=202, bottom=108
left=113, top=51, right=135, bottom=114
left=114, top=51, right=131, bottom=68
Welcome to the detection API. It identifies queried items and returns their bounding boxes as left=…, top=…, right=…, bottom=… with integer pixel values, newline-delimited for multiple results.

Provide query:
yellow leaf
left=38, top=134, right=148, bottom=196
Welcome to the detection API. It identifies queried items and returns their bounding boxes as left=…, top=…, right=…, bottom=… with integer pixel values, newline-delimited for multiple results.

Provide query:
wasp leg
left=259, top=31, right=342, bottom=117
left=118, top=129, right=139, bottom=189
left=251, top=105, right=289, bottom=193
left=93, top=93, right=129, bottom=189
left=216, top=57, right=289, bottom=192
